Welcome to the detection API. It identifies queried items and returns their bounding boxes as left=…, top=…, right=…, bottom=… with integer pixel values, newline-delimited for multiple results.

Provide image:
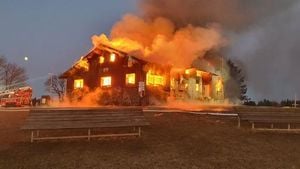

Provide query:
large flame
left=92, top=14, right=225, bottom=68
left=74, top=57, right=89, bottom=70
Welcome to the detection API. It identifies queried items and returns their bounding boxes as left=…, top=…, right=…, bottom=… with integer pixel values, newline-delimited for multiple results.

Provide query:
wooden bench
left=237, top=111, right=300, bottom=131
left=21, top=107, right=150, bottom=142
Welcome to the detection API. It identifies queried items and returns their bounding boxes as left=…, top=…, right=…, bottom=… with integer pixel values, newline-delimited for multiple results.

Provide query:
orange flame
left=91, top=14, right=225, bottom=68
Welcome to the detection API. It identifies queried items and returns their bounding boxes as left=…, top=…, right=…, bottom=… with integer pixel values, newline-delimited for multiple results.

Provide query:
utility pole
left=48, top=73, right=54, bottom=93
left=294, top=94, right=297, bottom=108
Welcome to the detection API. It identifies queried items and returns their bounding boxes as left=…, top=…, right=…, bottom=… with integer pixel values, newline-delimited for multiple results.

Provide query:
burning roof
left=60, top=43, right=149, bottom=78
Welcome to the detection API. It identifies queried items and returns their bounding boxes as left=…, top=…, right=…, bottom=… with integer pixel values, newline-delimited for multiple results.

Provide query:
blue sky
left=0, top=0, right=138, bottom=96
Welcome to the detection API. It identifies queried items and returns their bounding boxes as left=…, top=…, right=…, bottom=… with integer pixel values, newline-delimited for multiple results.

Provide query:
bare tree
left=2, top=62, right=28, bottom=89
left=44, top=75, right=66, bottom=101
left=0, top=56, right=7, bottom=68
left=0, top=56, right=7, bottom=88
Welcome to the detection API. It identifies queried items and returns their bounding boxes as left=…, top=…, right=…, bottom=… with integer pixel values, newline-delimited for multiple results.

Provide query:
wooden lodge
left=60, top=44, right=224, bottom=105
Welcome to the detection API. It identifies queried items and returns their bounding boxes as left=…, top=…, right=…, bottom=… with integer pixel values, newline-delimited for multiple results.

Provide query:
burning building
left=60, top=43, right=224, bottom=105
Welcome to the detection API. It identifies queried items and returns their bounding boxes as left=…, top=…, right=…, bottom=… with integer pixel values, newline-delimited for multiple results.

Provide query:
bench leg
left=251, top=123, right=255, bottom=129
left=88, top=129, right=91, bottom=141
left=30, top=131, right=34, bottom=143
left=138, top=127, right=141, bottom=137
left=271, top=124, right=274, bottom=129
left=237, top=117, right=241, bottom=128
left=36, top=130, right=40, bottom=137
left=288, top=124, right=291, bottom=130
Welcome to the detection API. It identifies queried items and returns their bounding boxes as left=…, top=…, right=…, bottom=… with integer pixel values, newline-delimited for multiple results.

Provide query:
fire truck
left=0, top=86, right=32, bottom=107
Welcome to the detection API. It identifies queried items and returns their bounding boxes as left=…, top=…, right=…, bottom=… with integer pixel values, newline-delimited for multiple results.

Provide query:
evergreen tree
left=225, top=59, right=249, bottom=102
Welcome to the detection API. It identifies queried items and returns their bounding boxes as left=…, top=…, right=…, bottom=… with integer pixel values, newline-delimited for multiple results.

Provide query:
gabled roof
left=59, top=44, right=148, bottom=78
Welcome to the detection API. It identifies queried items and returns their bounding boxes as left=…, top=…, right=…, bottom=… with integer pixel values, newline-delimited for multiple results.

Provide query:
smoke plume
left=139, top=0, right=299, bottom=100
left=140, top=0, right=295, bottom=31
left=91, top=0, right=300, bottom=101
left=228, top=1, right=300, bottom=100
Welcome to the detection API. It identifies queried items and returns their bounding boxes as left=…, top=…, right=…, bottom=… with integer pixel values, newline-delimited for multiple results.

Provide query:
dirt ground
left=1, top=109, right=300, bottom=169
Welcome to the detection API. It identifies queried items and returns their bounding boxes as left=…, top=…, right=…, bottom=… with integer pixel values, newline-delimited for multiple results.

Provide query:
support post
left=88, top=129, right=91, bottom=141
left=138, top=127, right=141, bottom=137
left=133, top=127, right=136, bottom=131
left=36, top=130, right=40, bottom=137
left=271, top=124, right=274, bottom=129
left=251, top=123, right=255, bottom=129
left=237, top=117, right=241, bottom=128
left=31, top=131, right=34, bottom=143
left=288, top=124, right=291, bottom=130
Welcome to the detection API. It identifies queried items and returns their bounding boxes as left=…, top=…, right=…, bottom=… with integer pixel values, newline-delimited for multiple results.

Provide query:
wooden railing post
left=88, top=129, right=91, bottom=141
left=138, top=127, right=141, bottom=137
left=30, top=131, right=34, bottom=143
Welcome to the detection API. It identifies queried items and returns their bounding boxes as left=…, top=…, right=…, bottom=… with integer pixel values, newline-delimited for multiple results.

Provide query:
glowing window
left=196, top=84, right=199, bottom=91
left=101, top=76, right=112, bottom=87
left=196, top=71, right=202, bottom=77
left=99, top=56, right=105, bottom=64
left=146, top=72, right=164, bottom=86
left=216, top=79, right=223, bottom=92
left=126, top=73, right=136, bottom=85
left=128, top=57, right=133, bottom=67
left=110, top=53, right=116, bottom=62
left=74, top=79, right=84, bottom=89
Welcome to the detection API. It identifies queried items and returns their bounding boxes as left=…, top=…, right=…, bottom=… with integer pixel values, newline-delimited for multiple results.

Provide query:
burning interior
left=60, top=43, right=224, bottom=105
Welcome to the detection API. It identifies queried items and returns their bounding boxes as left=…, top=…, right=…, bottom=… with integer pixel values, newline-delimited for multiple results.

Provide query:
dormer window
left=110, top=53, right=116, bottom=62
left=128, top=56, right=133, bottom=67
left=99, top=56, right=105, bottom=64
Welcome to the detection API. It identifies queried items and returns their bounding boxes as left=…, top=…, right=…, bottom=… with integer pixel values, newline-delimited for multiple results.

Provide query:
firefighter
left=32, top=97, right=37, bottom=107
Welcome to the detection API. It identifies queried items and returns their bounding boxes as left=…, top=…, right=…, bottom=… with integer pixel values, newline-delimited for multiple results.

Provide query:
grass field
left=1, top=109, right=300, bottom=169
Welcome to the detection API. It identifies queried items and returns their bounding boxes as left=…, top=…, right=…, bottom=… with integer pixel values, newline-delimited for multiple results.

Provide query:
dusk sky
left=1, top=0, right=300, bottom=101
left=0, top=0, right=137, bottom=97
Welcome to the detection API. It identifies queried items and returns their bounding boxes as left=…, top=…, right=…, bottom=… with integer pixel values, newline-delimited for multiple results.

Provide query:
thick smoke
left=140, top=0, right=300, bottom=101
left=140, top=0, right=295, bottom=31
left=228, top=2, right=300, bottom=100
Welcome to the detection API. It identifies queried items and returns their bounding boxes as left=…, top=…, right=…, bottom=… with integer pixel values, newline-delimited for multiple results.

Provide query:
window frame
left=125, top=73, right=136, bottom=85
left=110, top=53, right=116, bottom=62
left=74, top=79, right=84, bottom=89
left=100, top=76, right=112, bottom=87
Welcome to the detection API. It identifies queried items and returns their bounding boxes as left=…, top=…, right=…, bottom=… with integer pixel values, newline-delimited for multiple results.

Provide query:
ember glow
left=75, top=57, right=89, bottom=71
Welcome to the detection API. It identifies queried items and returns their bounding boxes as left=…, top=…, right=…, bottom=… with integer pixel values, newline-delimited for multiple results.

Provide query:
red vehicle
left=0, top=87, right=32, bottom=107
